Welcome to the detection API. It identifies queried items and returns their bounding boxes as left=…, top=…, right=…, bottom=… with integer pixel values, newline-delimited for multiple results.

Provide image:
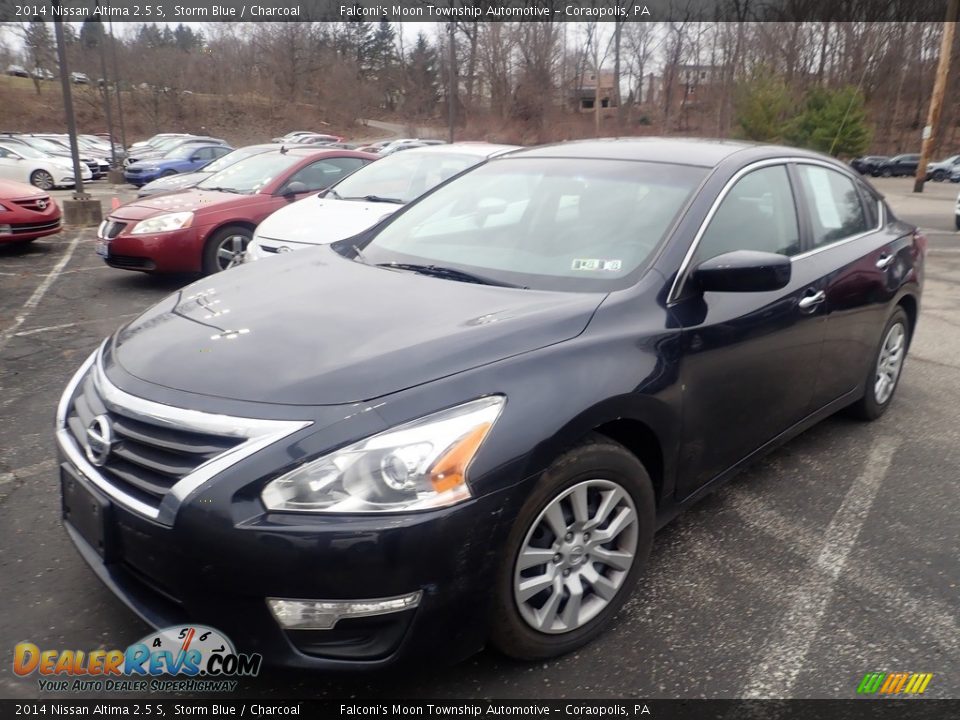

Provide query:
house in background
left=573, top=69, right=617, bottom=112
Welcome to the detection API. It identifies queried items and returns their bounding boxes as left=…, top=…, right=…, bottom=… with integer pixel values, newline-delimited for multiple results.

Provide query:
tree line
left=2, top=13, right=959, bottom=156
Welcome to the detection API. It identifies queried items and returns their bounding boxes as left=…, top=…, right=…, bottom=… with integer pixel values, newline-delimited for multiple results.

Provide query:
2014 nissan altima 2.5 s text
left=56, top=138, right=924, bottom=670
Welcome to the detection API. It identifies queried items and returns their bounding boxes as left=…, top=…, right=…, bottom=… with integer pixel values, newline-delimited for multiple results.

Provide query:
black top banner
left=0, top=700, right=958, bottom=719
left=0, top=0, right=953, bottom=23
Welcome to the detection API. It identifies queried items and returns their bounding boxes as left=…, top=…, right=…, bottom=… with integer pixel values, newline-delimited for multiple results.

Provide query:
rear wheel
left=30, top=169, right=54, bottom=190
left=490, top=435, right=655, bottom=660
left=932, top=169, right=948, bottom=182
left=881, top=168, right=893, bottom=178
left=848, top=307, right=909, bottom=421
left=202, top=225, right=252, bottom=275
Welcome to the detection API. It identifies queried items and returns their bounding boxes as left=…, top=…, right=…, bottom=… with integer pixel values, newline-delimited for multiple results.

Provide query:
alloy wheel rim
left=216, top=234, right=248, bottom=271
left=34, top=171, right=53, bottom=190
left=874, top=322, right=905, bottom=405
left=514, top=479, right=638, bottom=635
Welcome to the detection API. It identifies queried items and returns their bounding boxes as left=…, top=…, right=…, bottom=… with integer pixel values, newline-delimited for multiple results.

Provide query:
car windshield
left=4, top=143, right=47, bottom=159
left=165, top=144, right=202, bottom=160
left=351, top=158, right=706, bottom=292
left=23, top=138, right=64, bottom=153
left=330, top=151, right=484, bottom=204
left=196, top=152, right=301, bottom=194
left=201, top=146, right=268, bottom=174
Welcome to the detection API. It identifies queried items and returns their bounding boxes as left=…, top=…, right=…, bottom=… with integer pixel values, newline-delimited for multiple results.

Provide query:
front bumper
left=55, top=354, right=522, bottom=669
left=123, top=171, right=161, bottom=187
left=98, top=222, right=206, bottom=273
left=58, top=450, right=512, bottom=670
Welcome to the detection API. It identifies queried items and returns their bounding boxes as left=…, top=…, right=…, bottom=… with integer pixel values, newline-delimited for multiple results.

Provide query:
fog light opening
left=267, top=591, right=422, bottom=630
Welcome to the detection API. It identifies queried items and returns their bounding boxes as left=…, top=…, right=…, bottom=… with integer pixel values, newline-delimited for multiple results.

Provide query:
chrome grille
left=11, top=196, right=50, bottom=212
left=65, top=370, right=241, bottom=507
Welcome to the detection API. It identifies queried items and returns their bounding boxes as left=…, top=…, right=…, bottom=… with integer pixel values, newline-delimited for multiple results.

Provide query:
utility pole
left=109, top=20, right=128, bottom=153
left=93, top=17, right=117, bottom=168
left=914, top=0, right=959, bottom=193
left=447, top=21, right=456, bottom=144
left=52, top=2, right=102, bottom=226
left=52, top=13, right=88, bottom=201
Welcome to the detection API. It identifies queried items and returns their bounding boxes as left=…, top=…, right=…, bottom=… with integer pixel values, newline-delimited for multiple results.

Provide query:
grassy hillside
left=0, top=75, right=370, bottom=145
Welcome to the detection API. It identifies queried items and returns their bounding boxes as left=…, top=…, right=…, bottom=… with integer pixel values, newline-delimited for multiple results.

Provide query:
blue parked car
left=124, top=144, right=233, bottom=187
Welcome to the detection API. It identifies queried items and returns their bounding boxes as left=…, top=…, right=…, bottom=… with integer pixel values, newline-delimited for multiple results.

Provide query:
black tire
left=881, top=168, right=893, bottom=177
left=847, top=307, right=910, bottom=421
left=202, top=225, right=252, bottom=275
left=490, top=434, right=655, bottom=660
left=30, top=169, right=54, bottom=190
left=955, top=215, right=960, bottom=231
left=932, top=169, right=948, bottom=182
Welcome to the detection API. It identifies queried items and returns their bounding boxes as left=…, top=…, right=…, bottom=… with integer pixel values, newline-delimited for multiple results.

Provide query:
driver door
left=671, top=163, right=826, bottom=498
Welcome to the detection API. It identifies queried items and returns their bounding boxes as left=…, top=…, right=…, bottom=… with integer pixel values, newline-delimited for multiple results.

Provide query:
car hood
left=110, top=189, right=256, bottom=221
left=255, top=196, right=401, bottom=246
left=0, top=179, right=47, bottom=198
left=139, top=172, right=209, bottom=194
left=109, top=247, right=603, bottom=405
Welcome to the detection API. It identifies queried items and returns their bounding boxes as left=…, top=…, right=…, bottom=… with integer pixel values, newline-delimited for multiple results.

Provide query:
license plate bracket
left=61, top=466, right=114, bottom=561
left=95, top=239, right=109, bottom=258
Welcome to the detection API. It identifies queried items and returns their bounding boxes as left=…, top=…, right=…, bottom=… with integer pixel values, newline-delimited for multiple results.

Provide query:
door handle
left=798, top=290, right=826, bottom=311
left=876, top=253, right=896, bottom=270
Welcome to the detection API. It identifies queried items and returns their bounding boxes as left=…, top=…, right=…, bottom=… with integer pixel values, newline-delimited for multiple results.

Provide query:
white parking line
left=12, top=313, right=139, bottom=338
left=738, top=438, right=900, bottom=699
left=0, top=234, right=81, bottom=354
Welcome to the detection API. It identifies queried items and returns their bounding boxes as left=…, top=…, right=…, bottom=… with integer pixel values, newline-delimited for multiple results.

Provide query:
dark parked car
left=876, top=153, right=920, bottom=177
left=850, top=155, right=888, bottom=176
left=924, top=154, right=960, bottom=181
left=57, top=139, right=923, bottom=671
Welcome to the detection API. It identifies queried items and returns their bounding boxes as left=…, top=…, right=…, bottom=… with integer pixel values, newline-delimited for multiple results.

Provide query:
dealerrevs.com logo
left=857, top=672, right=934, bottom=695
left=13, top=625, right=262, bottom=693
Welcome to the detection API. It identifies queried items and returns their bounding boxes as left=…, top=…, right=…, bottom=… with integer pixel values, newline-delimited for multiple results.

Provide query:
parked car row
left=56, top=137, right=925, bottom=671
left=851, top=152, right=960, bottom=182
left=0, top=132, right=120, bottom=189
left=5, top=65, right=91, bottom=84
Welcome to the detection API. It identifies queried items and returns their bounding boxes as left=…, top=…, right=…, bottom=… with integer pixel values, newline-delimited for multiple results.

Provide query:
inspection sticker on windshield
left=572, top=258, right=622, bottom=272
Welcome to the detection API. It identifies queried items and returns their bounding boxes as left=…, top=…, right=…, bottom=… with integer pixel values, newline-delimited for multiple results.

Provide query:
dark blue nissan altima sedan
left=56, top=138, right=924, bottom=669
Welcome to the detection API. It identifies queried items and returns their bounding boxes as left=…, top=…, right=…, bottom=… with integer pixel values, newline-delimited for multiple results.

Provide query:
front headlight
left=261, top=396, right=504, bottom=513
left=131, top=211, right=194, bottom=235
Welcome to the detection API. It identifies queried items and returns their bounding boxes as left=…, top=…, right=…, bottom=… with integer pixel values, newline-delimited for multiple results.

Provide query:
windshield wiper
left=375, top=262, right=521, bottom=288
left=343, top=194, right=404, bottom=204
left=202, top=186, right=241, bottom=194
left=325, top=188, right=342, bottom=200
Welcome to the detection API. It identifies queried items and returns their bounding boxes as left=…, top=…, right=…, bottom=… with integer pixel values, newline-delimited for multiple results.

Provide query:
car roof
left=508, top=137, right=759, bottom=167
left=506, top=137, right=861, bottom=170
left=398, top=142, right=519, bottom=159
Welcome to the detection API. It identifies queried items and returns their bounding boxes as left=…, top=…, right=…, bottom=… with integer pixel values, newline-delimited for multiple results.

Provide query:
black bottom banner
left=0, top=699, right=957, bottom=719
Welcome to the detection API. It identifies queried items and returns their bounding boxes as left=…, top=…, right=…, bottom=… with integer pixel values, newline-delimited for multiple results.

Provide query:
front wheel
left=202, top=225, right=252, bottom=275
left=932, top=169, right=948, bottom=182
left=881, top=168, right=893, bottom=178
left=490, top=435, right=655, bottom=660
left=30, top=169, right=54, bottom=190
left=848, top=307, right=910, bottom=421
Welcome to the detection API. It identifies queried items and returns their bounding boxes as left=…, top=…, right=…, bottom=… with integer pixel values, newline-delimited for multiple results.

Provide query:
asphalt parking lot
left=0, top=177, right=957, bottom=700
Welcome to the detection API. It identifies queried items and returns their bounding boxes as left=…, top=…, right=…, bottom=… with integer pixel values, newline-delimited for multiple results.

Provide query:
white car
left=0, top=142, right=92, bottom=190
left=245, top=143, right=518, bottom=261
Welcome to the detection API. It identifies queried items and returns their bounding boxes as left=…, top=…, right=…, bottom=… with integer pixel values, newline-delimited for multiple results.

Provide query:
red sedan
left=0, top=178, right=61, bottom=246
left=96, top=147, right=376, bottom=274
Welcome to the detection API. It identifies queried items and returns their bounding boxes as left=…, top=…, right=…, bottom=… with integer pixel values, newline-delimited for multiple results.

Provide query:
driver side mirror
left=692, top=250, right=791, bottom=293
left=281, top=181, right=308, bottom=198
